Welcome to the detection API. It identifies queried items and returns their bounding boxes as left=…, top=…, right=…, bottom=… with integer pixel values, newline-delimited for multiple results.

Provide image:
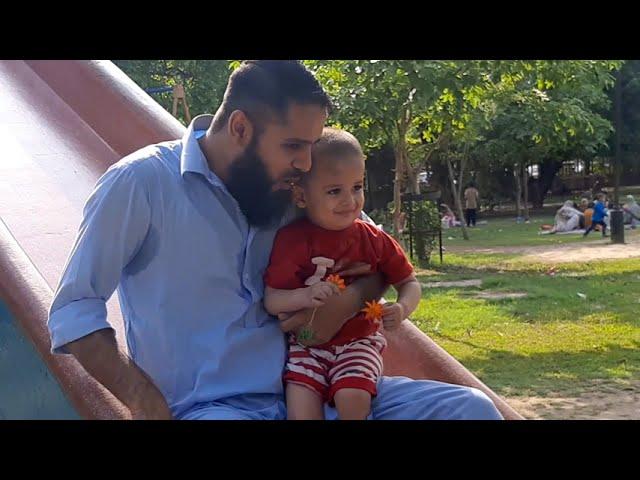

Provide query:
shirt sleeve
left=375, top=229, right=415, bottom=286
left=263, top=227, right=309, bottom=290
left=48, top=162, right=151, bottom=354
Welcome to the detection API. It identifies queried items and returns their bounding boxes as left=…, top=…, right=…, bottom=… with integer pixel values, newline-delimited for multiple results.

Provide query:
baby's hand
left=306, top=281, right=341, bottom=308
left=381, top=302, right=406, bottom=330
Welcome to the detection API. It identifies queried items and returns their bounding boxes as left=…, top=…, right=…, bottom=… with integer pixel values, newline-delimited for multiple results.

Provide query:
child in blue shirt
left=583, top=193, right=608, bottom=237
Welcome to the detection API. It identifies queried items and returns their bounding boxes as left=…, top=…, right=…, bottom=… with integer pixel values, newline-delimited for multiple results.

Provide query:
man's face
left=256, top=103, right=328, bottom=190
left=226, top=103, right=327, bottom=228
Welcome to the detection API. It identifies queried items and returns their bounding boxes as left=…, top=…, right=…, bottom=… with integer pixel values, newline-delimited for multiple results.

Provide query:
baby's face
left=298, top=154, right=365, bottom=231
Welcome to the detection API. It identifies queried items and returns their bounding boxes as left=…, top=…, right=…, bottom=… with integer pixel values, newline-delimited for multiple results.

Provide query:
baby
left=263, top=127, right=421, bottom=420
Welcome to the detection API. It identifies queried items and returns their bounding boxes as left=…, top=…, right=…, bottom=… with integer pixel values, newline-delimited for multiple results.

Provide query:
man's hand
left=381, top=302, right=406, bottom=331
left=306, top=281, right=341, bottom=308
left=331, top=259, right=372, bottom=278
left=128, top=389, right=173, bottom=420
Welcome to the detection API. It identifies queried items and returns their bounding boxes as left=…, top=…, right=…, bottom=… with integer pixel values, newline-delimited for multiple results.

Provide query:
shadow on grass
left=430, top=336, right=640, bottom=396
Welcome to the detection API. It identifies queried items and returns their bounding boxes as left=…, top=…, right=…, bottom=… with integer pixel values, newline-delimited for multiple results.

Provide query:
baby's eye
left=328, top=188, right=341, bottom=195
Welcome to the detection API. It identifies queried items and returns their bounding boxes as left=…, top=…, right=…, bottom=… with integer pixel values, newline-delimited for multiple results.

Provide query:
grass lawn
left=442, top=214, right=596, bottom=249
left=385, top=240, right=640, bottom=398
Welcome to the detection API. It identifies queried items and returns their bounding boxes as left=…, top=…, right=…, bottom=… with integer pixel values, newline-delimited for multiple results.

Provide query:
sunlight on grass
left=408, top=252, right=640, bottom=396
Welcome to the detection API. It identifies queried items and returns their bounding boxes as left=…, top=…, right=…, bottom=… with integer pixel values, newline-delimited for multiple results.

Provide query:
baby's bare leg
left=333, top=388, right=372, bottom=420
left=286, top=383, right=325, bottom=420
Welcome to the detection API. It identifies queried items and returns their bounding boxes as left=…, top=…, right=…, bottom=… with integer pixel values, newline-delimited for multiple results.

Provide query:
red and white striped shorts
left=283, top=332, right=387, bottom=404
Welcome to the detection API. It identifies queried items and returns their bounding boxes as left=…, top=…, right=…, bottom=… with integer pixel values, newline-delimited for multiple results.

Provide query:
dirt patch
left=421, top=279, right=482, bottom=288
left=503, top=380, right=640, bottom=420
left=473, top=291, right=528, bottom=300
left=452, top=230, right=640, bottom=264
left=523, top=238, right=640, bottom=264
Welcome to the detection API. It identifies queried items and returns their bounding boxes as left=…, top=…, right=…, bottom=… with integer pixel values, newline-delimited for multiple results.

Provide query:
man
left=48, top=60, right=502, bottom=420
left=464, top=182, right=480, bottom=227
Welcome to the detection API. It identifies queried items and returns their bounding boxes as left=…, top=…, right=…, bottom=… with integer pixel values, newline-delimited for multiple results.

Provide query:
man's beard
left=225, top=142, right=294, bottom=228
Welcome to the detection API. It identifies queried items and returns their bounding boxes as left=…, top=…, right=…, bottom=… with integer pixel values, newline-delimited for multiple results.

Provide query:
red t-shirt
left=264, top=218, right=414, bottom=346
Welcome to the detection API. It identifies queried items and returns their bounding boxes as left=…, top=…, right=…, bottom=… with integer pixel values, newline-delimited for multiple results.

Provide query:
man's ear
left=293, top=185, right=306, bottom=209
left=227, top=110, right=255, bottom=148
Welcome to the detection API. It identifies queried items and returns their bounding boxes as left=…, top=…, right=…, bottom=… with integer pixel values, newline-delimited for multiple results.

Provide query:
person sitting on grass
left=548, top=200, right=584, bottom=234
left=623, top=195, right=640, bottom=229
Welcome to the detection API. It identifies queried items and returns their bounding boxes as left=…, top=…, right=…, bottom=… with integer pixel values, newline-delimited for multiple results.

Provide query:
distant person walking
left=464, top=182, right=480, bottom=227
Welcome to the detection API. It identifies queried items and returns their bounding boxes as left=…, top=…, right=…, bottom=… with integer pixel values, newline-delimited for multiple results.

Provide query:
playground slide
left=0, top=60, right=523, bottom=419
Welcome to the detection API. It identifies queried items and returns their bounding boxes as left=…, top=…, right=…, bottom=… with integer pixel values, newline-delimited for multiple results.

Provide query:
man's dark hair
left=211, top=60, right=333, bottom=134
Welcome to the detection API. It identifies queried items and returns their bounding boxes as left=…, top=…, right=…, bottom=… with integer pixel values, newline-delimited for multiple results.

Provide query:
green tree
left=306, top=60, right=491, bottom=240
left=474, top=60, right=621, bottom=211
left=113, top=60, right=232, bottom=125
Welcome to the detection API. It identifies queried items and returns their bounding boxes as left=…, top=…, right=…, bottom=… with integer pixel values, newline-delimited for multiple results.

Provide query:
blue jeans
left=179, top=376, right=504, bottom=420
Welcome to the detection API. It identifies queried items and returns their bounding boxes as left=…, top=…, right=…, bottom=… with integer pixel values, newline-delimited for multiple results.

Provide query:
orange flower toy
left=325, top=274, right=346, bottom=291
left=361, top=300, right=384, bottom=326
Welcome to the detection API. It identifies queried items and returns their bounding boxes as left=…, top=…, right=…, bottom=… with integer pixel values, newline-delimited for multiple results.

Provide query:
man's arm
left=279, top=270, right=386, bottom=345
left=279, top=214, right=386, bottom=345
left=66, top=330, right=171, bottom=420
left=48, top=163, right=171, bottom=419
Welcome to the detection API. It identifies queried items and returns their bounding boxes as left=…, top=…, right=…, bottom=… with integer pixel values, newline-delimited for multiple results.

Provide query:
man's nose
left=292, top=149, right=312, bottom=173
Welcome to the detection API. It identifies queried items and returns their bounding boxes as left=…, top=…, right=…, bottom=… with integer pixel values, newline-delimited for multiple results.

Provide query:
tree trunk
left=522, top=163, right=530, bottom=221
left=513, top=164, right=522, bottom=218
left=406, top=165, right=420, bottom=194
left=614, top=68, right=623, bottom=206
left=530, top=158, right=564, bottom=209
left=446, top=155, right=469, bottom=240
left=392, top=143, right=406, bottom=243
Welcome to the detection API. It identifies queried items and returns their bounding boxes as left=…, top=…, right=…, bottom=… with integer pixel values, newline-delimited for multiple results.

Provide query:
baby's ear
left=293, top=185, right=306, bottom=209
